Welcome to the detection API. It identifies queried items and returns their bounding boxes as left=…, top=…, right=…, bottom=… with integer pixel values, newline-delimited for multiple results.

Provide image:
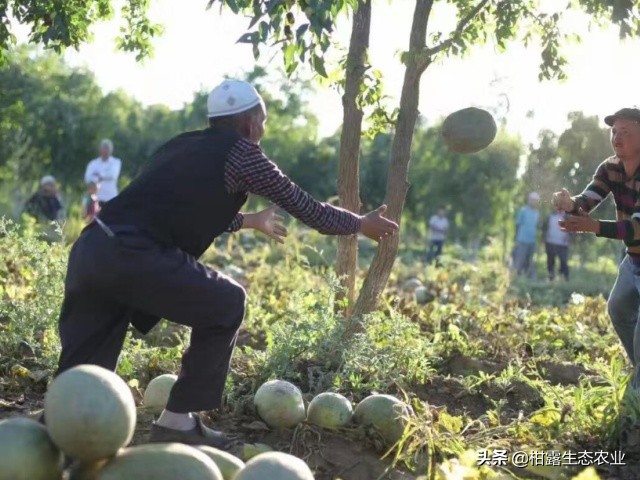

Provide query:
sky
left=13, top=0, right=640, bottom=146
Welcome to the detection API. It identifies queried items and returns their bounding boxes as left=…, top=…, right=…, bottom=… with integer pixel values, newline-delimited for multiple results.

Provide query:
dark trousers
left=427, top=240, right=444, bottom=263
left=545, top=242, right=569, bottom=280
left=56, top=223, right=246, bottom=413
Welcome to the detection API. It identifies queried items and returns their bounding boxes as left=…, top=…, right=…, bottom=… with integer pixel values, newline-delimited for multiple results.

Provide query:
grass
left=0, top=218, right=636, bottom=479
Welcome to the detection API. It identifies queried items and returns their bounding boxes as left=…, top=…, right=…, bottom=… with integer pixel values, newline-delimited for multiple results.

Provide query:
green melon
left=402, top=278, right=424, bottom=292
left=241, top=443, right=273, bottom=461
left=95, top=443, right=223, bottom=480
left=306, top=392, right=353, bottom=429
left=254, top=380, right=306, bottom=429
left=234, top=452, right=314, bottom=480
left=415, top=286, right=430, bottom=304
left=67, top=458, right=110, bottom=480
left=44, top=364, right=136, bottom=462
left=0, top=417, right=63, bottom=480
left=441, top=107, right=497, bottom=154
left=197, top=446, right=245, bottom=480
left=354, top=394, right=409, bottom=446
left=143, top=373, right=178, bottom=414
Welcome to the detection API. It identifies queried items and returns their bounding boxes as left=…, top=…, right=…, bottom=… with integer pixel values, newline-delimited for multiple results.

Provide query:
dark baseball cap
left=604, top=108, right=640, bottom=126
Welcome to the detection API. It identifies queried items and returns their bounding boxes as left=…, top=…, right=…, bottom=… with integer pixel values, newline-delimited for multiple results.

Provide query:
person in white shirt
left=544, top=207, right=571, bottom=281
left=427, top=205, right=449, bottom=264
left=84, top=139, right=122, bottom=205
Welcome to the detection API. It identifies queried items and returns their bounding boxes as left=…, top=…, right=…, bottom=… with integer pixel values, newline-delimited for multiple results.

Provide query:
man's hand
left=559, top=210, right=600, bottom=234
left=244, top=206, right=288, bottom=243
left=360, top=205, right=399, bottom=242
left=553, top=188, right=574, bottom=212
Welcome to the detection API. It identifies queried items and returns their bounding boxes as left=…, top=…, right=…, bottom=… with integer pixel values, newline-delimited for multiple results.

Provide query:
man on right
left=554, top=107, right=640, bottom=390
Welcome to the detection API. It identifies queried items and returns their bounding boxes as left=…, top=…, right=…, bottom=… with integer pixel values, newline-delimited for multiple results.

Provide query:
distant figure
left=544, top=208, right=570, bottom=281
left=84, top=139, right=122, bottom=205
left=80, top=181, right=101, bottom=223
left=513, top=192, right=540, bottom=277
left=23, top=175, right=65, bottom=224
left=427, top=205, right=449, bottom=264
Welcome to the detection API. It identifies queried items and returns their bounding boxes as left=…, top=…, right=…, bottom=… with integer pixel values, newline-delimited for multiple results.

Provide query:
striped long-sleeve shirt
left=224, top=138, right=362, bottom=235
left=572, top=155, right=640, bottom=259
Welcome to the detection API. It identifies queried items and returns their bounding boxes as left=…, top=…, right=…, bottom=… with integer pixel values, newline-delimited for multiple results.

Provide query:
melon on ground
left=241, top=443, right=273, bottom=461
left=143, top=373, right=178, bottom=414
left=402, top=278, right=424, bottom=292
left=415, top=286, right=431, bottom=305
left=306, top=392, right=353, bottom=429
left=254, top=380, right=306, bottom=429
left=441, top=107, right=497, bottom=154
left=95, top=443, right=223, bottom=480
left=354, top=394, right=409, bottom=446
left=67, top=458, right=110, bottom=480
left=0, top=417, right=63, bottom=480
left=234, top=451, right=314, bottom=480
left=44, top=364, right=136, bottom=461
left=197, top=446, right=245, bottom=480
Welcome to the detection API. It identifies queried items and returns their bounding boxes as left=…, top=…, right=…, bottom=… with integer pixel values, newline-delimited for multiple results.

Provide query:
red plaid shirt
left=224, top=139, right=361, bottom=235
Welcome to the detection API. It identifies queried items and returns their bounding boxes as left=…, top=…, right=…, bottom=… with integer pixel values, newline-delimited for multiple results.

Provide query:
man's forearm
left=240, top=212, right=258, bottom=230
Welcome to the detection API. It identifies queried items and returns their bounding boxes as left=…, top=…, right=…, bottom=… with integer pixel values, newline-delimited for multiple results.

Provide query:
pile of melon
left=253, top=379, right=411, bottom=447
left=0, top=365, right=325, bottom=480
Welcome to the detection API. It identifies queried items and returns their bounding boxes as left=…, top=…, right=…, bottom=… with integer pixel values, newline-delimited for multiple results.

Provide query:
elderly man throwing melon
left=52, top=80, right=398, bottom=448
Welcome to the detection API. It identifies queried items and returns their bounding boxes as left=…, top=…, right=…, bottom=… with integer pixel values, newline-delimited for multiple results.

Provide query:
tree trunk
left=335, top=0, right=371, bottom=314
left=350, top=0, right=433, bottom=321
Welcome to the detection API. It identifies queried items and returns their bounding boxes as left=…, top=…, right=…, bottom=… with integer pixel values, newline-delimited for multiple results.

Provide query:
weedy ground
left=0, top=219, right=636, bottom=479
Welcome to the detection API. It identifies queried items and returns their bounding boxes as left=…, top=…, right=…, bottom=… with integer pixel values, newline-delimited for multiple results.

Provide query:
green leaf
left=237, top=32, right=257, bottom=44
left=312, top=54, right=328, bottom=77
left=296, top=23, right=309, bottom=39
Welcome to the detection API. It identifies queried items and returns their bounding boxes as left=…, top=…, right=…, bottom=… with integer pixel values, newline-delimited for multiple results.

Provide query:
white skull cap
left=528, top=191, right=540, bottom=201
left=40, top=175, right=56, bottom=186
left=207, top=79, right=264, bottom=118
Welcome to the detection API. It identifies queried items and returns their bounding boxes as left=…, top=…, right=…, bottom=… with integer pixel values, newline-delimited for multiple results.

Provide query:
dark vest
left=99, top=126, right=248, bottom=258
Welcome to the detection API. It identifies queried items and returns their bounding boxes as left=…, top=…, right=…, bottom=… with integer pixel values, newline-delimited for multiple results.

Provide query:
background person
left=543, top=207, right=570, bottom=281
left=80, top=181, right=101, bottom=223
left=427, top=205, right=449, bottom=264
left=23, top=175, right=65, bottom=223
left=513, top=192, right=540, bottom=277
left=84, top=139, right=122, bottom=205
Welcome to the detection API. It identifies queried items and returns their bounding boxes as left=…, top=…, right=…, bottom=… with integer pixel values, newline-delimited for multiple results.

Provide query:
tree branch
left=424, top=0, right=491, bottom=58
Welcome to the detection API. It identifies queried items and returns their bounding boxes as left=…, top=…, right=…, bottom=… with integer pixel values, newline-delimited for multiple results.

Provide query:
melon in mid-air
left=0, top=417, right=63, bottom=480
left=254, top=380, right=306, bottom=429
left=95, top=443, right=223, bottom=480
left=44, top=364, right=136, bottom=461
left=143, top=373, right=178, bottom=413
left=354, top=394, right=410, bottom=446
left=441, top=107, right=497, bottom=154
left=197, top=446, right=245, bottom=480
left=234, top=452, right=314, bottom=480
left=306, top=392, right=353, bottom=429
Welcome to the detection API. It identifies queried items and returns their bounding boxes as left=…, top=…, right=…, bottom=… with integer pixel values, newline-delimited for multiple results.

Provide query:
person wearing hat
left=23, top=175, right=65, bottom=224
left=553, top=107, right=640, bottom=391
left=513, top=191, right=541, bottom=277
left=52, top=79, right=398, bottom=449
left=84, top=138, right=122, bottom=205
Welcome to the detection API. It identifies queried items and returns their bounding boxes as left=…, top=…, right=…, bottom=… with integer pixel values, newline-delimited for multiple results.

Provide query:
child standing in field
left=80, top=181, right=101, bottom=223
